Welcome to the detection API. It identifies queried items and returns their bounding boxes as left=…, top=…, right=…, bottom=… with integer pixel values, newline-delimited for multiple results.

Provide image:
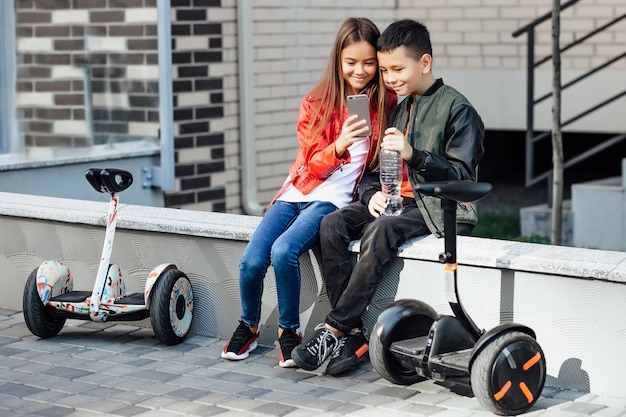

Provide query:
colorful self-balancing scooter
left=369, top=180, right=546, bottom=415
left=23, top=168, right=194, bottom=345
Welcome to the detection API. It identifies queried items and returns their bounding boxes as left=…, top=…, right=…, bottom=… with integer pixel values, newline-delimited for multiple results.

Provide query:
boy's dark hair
left=377, top=19, right=433, bottom=61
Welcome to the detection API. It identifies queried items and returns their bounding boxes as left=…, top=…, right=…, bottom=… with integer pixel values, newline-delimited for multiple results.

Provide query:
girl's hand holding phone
left=335, top=114, right=370, bottom=157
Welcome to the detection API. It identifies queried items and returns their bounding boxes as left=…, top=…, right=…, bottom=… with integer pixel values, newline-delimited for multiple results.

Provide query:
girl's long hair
left=306, top=17, right=389, bottom=170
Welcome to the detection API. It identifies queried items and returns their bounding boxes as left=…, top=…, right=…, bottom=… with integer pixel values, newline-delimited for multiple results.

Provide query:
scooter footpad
left=114, top=292, right=145, bottom=305
left=49, top=291, right=91, bottom=303
left=390, top=336, right=429, bottom=357
left=430, top=348, right=472, bottom=372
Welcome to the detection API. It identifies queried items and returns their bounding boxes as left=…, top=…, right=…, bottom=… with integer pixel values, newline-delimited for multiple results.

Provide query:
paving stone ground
left=1, top=308, right=625, bottom=417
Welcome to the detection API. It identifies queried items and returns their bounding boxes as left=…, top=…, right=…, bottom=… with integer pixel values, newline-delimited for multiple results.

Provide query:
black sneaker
left=221, top=321, right=259, bottom=361
left=326, top=331, right=369, bottom=376
left=278, top=329, right=302, bottom=368
left=291, top=323, right=339, bottom=371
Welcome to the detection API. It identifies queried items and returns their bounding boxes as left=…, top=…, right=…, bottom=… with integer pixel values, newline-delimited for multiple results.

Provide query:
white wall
left=438, top=68, right=626, bottom=132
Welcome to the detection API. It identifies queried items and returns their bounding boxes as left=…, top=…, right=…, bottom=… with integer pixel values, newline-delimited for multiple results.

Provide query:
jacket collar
left=417, top=78, right=444, bottom=98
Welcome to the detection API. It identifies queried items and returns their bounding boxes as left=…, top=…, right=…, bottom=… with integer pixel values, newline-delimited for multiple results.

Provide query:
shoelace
left=330, top=336, right=347, bottom=359
left=305, top=325, right=336, bottom=362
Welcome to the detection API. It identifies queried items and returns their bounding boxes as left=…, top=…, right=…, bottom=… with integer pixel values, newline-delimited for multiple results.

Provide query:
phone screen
left=346, top=94, right=372, bottom=137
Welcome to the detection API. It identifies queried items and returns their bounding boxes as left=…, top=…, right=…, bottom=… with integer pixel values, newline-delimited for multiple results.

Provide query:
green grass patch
left=472, top=212, right=549, bottom=244
left=473, top=212, right=520, bottom=240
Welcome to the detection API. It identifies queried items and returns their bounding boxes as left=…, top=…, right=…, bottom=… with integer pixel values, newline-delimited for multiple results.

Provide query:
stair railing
left=512, top=1, right=626, bottom=199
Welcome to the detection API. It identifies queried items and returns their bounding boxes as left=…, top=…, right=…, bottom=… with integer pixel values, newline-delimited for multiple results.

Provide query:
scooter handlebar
left=85, top=168, right=134, bottom=194
left=416, top=180, right=492, bottom=203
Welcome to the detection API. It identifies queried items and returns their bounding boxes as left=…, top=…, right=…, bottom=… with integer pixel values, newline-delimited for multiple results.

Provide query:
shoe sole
left=221, top=340, right=258, bottom=360
left=279, top=358, right=297, bottom=368
left=326, top=344, right=369, bottom=376
left=278, top=332, right=302, bottom=369
left=291, top=351, right=323, bottom=371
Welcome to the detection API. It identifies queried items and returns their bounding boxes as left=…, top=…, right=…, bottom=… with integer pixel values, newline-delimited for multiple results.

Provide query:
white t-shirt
left=278, top=137, right=370, bottom=209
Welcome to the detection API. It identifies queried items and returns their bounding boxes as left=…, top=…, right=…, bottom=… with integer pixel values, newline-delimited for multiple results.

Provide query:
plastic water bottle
left=379, top=149, right=403, bottom=216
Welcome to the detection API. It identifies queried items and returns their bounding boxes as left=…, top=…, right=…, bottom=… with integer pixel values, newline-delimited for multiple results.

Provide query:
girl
left=222, top=17, right=396, bottom=368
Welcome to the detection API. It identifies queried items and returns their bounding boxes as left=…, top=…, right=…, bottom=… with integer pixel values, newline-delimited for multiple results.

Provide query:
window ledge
left=0, top=141, right=160, bottom=171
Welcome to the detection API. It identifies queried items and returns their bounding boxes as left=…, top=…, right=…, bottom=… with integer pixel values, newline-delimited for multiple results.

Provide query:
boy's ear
left=421, top=53, right=432, bottom=73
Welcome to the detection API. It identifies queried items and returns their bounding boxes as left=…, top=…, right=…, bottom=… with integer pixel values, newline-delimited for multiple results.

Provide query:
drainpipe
left=237, top=2, right=265, bottom=215
left=0, top=0, right=18, bottom=154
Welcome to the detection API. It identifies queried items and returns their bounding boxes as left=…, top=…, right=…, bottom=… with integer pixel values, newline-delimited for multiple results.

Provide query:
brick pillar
left=166, top=0, right=226, bottom=211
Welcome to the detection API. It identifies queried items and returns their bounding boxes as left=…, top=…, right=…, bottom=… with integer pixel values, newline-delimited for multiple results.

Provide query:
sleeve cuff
left=361, top=189, right=377, bottom=206
left=408, top=149, right=428, bottom=170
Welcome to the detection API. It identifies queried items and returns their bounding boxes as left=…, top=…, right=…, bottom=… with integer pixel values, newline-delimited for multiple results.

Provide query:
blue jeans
left=239, top=200, right=337, bottom=331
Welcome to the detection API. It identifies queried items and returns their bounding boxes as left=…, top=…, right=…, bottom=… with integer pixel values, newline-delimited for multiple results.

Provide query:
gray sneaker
left=291, top=323, right=338, bottom=371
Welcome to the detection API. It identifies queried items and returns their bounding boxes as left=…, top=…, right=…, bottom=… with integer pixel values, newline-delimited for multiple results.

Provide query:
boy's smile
left=377, top=45, right=434, bottom=97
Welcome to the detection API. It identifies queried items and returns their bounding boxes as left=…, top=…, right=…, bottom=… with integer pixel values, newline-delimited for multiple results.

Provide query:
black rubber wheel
left=22, top=268, right=66, bottom=338
left=471, top=331, right=546, bottom=415
left=149, top=269, right=193, bottom=345
left=369, top=299, right=436, bottom=385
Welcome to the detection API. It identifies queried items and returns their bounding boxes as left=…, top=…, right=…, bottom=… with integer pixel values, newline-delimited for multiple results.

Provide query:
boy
left=292, top=18, right=485, bottom=375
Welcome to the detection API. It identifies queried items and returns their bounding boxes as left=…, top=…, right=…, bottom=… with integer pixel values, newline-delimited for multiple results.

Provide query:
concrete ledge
left=396, top=232, right=626, bottom=283
left=4, top=191, right=624, bottom=284
left=2, top=192, right=626, bottom=397
left=0, top=191, right=260, bottom=241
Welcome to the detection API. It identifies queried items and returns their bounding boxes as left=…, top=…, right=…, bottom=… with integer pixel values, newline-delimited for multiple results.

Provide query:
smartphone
left=346, top=94, right=372, bottom=137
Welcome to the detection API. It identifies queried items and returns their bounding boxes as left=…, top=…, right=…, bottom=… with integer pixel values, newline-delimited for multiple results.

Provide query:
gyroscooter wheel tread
left=370, top=300, right=437, bottom=385
left=149, top=269, right=194, bottom=345
left=370, top=324, right=427, bottom=385
left=22, top=268, right=66, bottom=339
left=471, top=330, right=546, bottom=415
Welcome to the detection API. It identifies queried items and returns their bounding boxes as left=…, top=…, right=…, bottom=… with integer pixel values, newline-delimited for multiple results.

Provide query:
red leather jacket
left=269, top=90, right=397, bottom=207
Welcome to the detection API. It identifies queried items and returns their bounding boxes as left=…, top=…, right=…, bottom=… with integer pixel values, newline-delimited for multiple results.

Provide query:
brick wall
left=16, top=0, right=160, bottom=148
left=166, top=0, right=225, bottom=211
left=224, top=1, right=625, bottom=212
left=13, top=0, right=625, bottom=213
left=223, top=3, right=396, bottom=210
left=397, top=0, right=626, bottom=70
left=15, top=0, right=228, bottom=212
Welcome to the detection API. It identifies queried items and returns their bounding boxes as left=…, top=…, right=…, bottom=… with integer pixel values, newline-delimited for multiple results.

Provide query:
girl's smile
left=341, top=41, right=377, bottom=95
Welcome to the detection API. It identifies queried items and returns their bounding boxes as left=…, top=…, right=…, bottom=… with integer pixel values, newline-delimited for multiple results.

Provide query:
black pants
left=320, top=199, right=429, bottom=334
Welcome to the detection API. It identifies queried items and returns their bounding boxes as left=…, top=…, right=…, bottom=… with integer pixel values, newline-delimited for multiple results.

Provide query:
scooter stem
left=442, top=199, right=457, bottom=263
left=441, top=199, right=482, bottom=338
left=89, top=191, right=120, bottom=319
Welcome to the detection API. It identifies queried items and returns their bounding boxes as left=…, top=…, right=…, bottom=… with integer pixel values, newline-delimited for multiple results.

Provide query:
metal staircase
left=512, top=0, right=626, bottom=200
